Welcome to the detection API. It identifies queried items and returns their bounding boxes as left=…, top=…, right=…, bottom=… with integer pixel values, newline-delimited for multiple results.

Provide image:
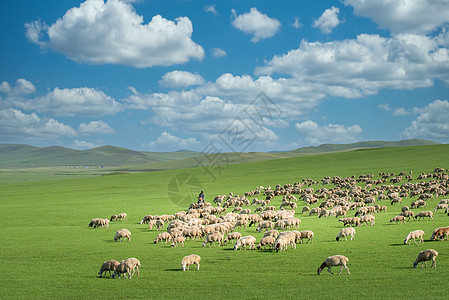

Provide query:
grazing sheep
left=223, top=232, right=242, bottom=245
left=112, top=261, right=132, bottom=279
left=399, top=210, right=415, bottom=221
left=155, top=219, right=164, bottom=230
left=336, top=227, right=356, bottom=241
left=401, top=206, right=409, bottom=213
left=181, top=254, right=201, bottom=271
left=234, top=235, right=256, bottom=250
left=256, top=221, right=274, bottom=233
left=434, top=203, right=448, bottom=212
left=274, top=234, right=296, bottom=252
left=404, top=230, right=425, bottom=245
left=413, top=249, right=438, bottom=268
left=263, top=229, right=280, bottom=239
left=154, top=232, right=171, bottom=244
left=302, top=206, right=310, bottom=214
left=98, top=260, right=120, bottom=277
left=170, top=236, right=186, bottom=247
left=114, top=229, right=131, bottom=242
left=317, top=255, right=350, bottom=275
left=430, top=226, right=449, bottom=241
left=202, top=232, right=224, bottom=248
left=390, top=216, right=406, bottom=224
left=414, top=211, right=433, bottom=221
left=234, top=219, right=249, bottom=230
left=360, top=215, right=375, bottom=226
left=298, top=230, right=314, bottom=244
left=122, top=258, right=141, bottom=278
left=257, top=236, right=276, bottom=250
left=140, top=215, right=154, bottom=224
left=111, top=213, right=127, bottom=222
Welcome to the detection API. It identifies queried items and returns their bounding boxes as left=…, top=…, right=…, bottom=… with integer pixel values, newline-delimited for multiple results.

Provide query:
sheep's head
left=317, top=267, right=323, bottom=275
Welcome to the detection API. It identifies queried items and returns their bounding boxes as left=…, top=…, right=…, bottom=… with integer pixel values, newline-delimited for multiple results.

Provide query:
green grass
left=1, top=144, right=449, bottom=299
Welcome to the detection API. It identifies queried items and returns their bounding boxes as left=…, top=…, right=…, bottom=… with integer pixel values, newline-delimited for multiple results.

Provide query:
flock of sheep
left=89, top=168, right=448, bottom=277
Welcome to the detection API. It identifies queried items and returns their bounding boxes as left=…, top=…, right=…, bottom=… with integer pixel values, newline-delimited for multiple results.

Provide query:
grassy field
left=1, top=144, right=448, bottom=299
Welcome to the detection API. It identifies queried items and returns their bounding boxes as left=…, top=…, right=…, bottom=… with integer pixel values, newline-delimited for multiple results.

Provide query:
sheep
left=401, top=206, right=409, bottom=213
left=404, top=230, right=425, bottom=245
left=112, top=261, right=132, bottom=279
left=223, top=232, right=242, bottom=245
left=298, top=230, right=314, bottom=244
left=154, top=232, right=171, bottom=244
left=434, top=203, right=448, bottom=212
left=202, top=232, right=224, bottom=248
left=98, top=260, right=120, bottom=278
left=274, top=234, right=296, bottom=252
left=257, top=236, right=276, bottom=250
left=430, top=226, right=449, bottom=241
left=414, top=211, right=433, bottom=221
left=181, top=254, right=201, bottom=271
left=114, top=229, right=131, bottom=242
left=263, top=230, right=280, bottom=239
left=234, top=235, right=256, bottom=250
left=360, top=215, right=375, bottom=226
left=170, top=236, right=186, bottom=247
left=336, top=227, right=356, bottom=241
left=390, top=216, right=406, bottom=224
left=155, top=219, right=164, bottom=230
left=89, top=218, right=101, bottom=228
left=317, top=255, right=350, bottom=275
left=234, top=219, right=248, bottom=230
left=338, top=217, right=360, bottom=227
left=302, top=206, right=310, bottom=214
left=399, top=210, right=415, bottom=221
left=140, top=215, right=154, bottom=224
left=111, top=213, right=127, bottom=222
left=122, top=258, right=141, bottom=278
left=256, top=221, right=274, bottom=233
left=413, top=249, right=438, bottom=268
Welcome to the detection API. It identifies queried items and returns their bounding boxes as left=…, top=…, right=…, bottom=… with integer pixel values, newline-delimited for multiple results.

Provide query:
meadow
left=1, top=144, right=448, bottom=299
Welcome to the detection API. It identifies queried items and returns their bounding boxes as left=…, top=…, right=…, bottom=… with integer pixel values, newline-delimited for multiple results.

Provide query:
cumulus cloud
left=145, top=132, right=199, bottom=150
left=231, top=7, right=281, bottom=43
left=0, top=108, right=77, bottom=142
left=159, top=71, right=206, bottom=88
left=344, top=0, right=449, bottom=35
left=401, top=99, right=449, bottom=140
left=256, top=33, right=449, bottom=96
left=295, top=120, right=362, bottom=145
left=313, top=6, right=340, bottom=34
left=25, top=0, right=204, bottom=67
left=204, top=4, right=217, bottom=15
left=0, top=79, right=36, bottom=96
left=212, top=48, right=227, bottom=58
left=78, top=120, right=115, bottom=135
left=16, top=87, right=122, bottom=117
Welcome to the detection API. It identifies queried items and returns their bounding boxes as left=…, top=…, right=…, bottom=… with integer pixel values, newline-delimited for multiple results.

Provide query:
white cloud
left=256, top=33, right=449, bottom=96
left=25, top=0, right=204, bottom=67
left=401, top=99, right=449, bottom=140
left=72, top=140, right=99, bottom=150
left=344, top=0, right=449, bottom=35
left=0, top=79, right=36, bottom=96
left=204, top=4, right=217, bottom=15
left=292, top=16, right=302, bottom=29
left=212, top=48, right=227, bottom=58
left=313, top=6, right=340, bottom=34
left=16, top=87, right=122, bottom=117
left=78, top=120, right=115, bottom=135
left=145, top=132, right=199, bottom=150
left=231, top=7, right=281, bottom=43
left=295, top=120, right=362, bottom=145
left=159, top=71, right=206, bottom=88
left=0, top=108, right=77, bottom=142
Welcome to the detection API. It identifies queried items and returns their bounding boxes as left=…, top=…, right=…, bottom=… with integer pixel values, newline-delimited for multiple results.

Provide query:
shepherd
left=198, top=191, right=205, bottom=204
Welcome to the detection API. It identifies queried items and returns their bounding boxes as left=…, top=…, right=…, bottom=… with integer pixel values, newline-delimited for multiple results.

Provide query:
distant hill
left=0, top=139, right=441, bottom=169
left=288, top=139, right=440, bottom=154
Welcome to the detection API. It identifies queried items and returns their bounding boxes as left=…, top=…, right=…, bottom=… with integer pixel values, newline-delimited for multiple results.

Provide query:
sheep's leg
left=196, top=262, right=200, bottom=271
left=328, top=266, right=333, bottom=275
left=413, top=238, right=418, bottom=245
left=432, top=259, right=436, bottom=268
left=337, top=265, right=343, bottom=275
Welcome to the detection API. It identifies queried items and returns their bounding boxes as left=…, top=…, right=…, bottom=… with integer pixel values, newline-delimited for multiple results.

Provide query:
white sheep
left=234, top=235, right=256, bottom=250
left=263, top=230, right=280, bottom=239
left=154, top=232, right=171, bottom=244
left=181, top=254, right=201, bottom=271
left=170, top=236, right=186, bottom=247
left=98, top=260, right=120, bottom=277
left=223, top=232, right=242, bottom=245
left=155, top=219, right=164, bottom=231
left=202, top=232, right=224, bottom=247
left=317, top=255, right=350, bottom=275
left=298, top=230, right=314, bottom=244
left=257, top=236, right=276, bottom=250
left=413, top=249, right=438, bottom=268
left=336, top=227, right=356, bottom=241
left=122, top=258, right=141, bottom=278
left=434, top=203, right=448, bottom=212
left=404, top=230, right=425, bottom=245
left=112, top=261, right=132, bottom=279
left=256, top=221, right=274, bottom=233
left=114, top=229, right=131, bottom=242
left=414, top=211, right=433, bottom=221
left=390, top=215, right=406, bottom=224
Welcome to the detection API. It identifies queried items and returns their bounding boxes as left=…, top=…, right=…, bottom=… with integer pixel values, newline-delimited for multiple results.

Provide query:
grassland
left=0, top=144, right=448, bottom=299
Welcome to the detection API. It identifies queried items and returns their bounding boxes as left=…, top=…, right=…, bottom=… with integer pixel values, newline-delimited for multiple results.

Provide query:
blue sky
left=1, top=0, right=448, bottom=152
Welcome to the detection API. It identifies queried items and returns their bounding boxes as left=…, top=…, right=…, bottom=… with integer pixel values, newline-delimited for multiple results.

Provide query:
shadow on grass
left=163, top=268, right=182, bottom=272
left=390, top=243, right=405, bottom=246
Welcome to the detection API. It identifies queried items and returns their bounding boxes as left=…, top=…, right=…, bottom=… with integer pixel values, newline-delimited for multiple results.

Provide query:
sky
left=1, top=0, right=449, bottom=152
